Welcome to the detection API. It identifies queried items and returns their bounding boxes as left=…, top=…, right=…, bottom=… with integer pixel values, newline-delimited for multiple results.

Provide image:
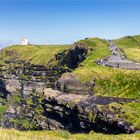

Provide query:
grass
left=1, top=37, right=140, bottom=100
left=95, top=72, right=140, bottom=99
left=114, top=35, right=140, bottom=62
left=0, top=129, right=140, bottom=140
left=2, top=37, right=139, bottom=99
left=99, top=102, right=140, bottom=130
left=73, top=38, right=112, bottom=81
left=72, top=37, right=140, bottom=99
left=73, top=38, right=131, bottom=82
left=0, top=45, right=71, bottom=65
left=124, top=48, right=140, bottom=63
left=114, top=35, right=140, bottom=49
left=0, top=37, right=140, bottom=138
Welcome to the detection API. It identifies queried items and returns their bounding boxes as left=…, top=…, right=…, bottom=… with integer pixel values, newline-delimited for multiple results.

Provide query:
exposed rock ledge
left=41, top=88, right=137, bottom=134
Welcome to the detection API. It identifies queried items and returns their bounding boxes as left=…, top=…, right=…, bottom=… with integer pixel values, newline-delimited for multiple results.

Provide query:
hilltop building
left=21, top=38, right=29, bottom=45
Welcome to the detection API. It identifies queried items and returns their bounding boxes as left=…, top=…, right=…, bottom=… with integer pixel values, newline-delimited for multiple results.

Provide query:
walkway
left=96, top=41, right=140, bottom=70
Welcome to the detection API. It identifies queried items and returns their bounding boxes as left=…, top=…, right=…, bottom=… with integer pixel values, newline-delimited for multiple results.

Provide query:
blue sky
left=0, top=0, right=140, bottom=47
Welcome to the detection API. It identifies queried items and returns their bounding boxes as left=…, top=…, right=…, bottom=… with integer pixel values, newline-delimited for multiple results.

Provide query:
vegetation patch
left=95, top=73, right=140, bottom=99
left=114, top=35, right=140, bottom=62
left=73, top=37, right=140, bottom=99
left=0, top=129, right=140, bottom=140
left=99, top=102, right=140, bottom=130
left=0, top=45, right=71, bottom=65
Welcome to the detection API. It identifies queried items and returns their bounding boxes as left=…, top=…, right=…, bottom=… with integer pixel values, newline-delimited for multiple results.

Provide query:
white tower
left=21, top=38, right=29, bottom=45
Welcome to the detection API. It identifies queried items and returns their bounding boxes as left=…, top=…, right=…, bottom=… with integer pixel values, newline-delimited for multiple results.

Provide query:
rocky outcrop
left=0, top=42, right=91, bottom=131
left=42, top=89, right=136, bottom=134
left=55, top=73, right=95, bottom=95
left=0, top=41, right=89, bottom=96
left=1, top=87, right=136, bottom=134
left=56, top=42, right=89, bottom=69
left=0, top=60, right=69, bottom=97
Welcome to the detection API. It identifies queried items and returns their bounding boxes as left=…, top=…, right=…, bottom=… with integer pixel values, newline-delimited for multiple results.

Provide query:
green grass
left=0, top=106, right=6, bottom=114
left=0, top=129, right=140, bottom=140
left=99, top=102, right=140, bottom=130
left=114, top=36, right=140, bottom=49
left=73, top=38, right=112, bottom=81
left=113, top=35, right=140, bottom=62
left=95, top=72, right=140, bottom=99
left=72, top=37, right=140, bottom=99
left=123, top=48, right=140, bottom=62
left=0, top=37, right=140, bottom=138
left=1, top=37, right=140, bottom=100
left=73, top=38, right=131, bottom=82
left=0, top=45, right=71, bottom=65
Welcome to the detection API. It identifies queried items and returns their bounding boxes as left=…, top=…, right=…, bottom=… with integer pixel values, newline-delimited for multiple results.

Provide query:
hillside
left=0, top=36, right=140, bottom=134
left=72, top=37, right=140, bottom=99
left=0, top=45, right=71, bottom=65
left=0, top=38, right=140, bottom=100
left=113, top=35, right=140, bottom=62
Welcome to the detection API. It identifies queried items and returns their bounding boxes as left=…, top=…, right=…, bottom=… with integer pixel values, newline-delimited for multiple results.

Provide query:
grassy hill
left=113, top=35, right=140, bottom=62
left=72, top=37, right=140, bottom=99
left=72, top=37, right=140, bottom=129
left=1, top=37, right=140, bottom=99
left=0, top=37, right=140, bottom=137
left=0, top=45, right=71, bottom=65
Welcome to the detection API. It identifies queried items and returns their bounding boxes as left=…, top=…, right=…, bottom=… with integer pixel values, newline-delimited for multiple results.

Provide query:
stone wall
left=106, top=61, right=140, bottom=70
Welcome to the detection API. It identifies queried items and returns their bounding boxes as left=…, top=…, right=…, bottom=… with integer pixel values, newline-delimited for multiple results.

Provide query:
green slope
left=1, top=37, right=140, bottom=99
left=114, top=35, right=140, bottom=62
left=72, top=37, right=140, bottom=99
left=0, top=45, right=71, bottom=65
left=0, top=37, right=140, bottom=132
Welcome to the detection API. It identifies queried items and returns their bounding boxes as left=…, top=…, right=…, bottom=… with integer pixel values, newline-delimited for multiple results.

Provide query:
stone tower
left=21, top=38, right=29, bottom=45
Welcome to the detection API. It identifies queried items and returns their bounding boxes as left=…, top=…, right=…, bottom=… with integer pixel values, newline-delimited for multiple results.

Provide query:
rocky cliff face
left=54, top=73, right=95, bottom=95
left=0, top=42, right=137, bottom=134
left=0, top=42, right=89, bottom=97
left=0, top=42, right=90, bottom=130
left=0, top=59, right=69, bottom=130
left=56, top=42, right=89, bottom=69
left=42, top=89, right=136, bottom=134
left=0, top=60, right=68, bottom=95
left=0, top=86, right=136, bottom=134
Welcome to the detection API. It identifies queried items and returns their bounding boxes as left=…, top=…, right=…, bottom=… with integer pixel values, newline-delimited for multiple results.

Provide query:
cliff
left=0, top=38, right=139, bottom=134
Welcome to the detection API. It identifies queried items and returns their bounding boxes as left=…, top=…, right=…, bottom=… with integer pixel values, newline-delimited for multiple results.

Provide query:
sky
left=0, top=0, right=140, bottom=47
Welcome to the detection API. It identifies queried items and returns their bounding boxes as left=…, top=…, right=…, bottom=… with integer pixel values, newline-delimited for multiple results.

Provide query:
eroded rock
left=55, top=73, right=95, bottom=95
left=56, top=42, right=89, bottom=69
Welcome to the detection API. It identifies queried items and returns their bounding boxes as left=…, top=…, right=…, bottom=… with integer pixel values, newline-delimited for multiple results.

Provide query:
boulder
left=55, top=73, right=95, bottom=95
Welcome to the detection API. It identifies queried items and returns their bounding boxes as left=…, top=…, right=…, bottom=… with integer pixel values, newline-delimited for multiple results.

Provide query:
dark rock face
left=0, top=42, right=90, bottom=131
left=0, top=87, right=136, bottom=133
left=0, top=79, right=9, bottom=98
left=55, top=73, right=95, bottom=95
left=56, top=42, right=88, bottom=69
left=41, top=89, right=136, bottom=134
left=0, top=60, right=69, bottom=96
